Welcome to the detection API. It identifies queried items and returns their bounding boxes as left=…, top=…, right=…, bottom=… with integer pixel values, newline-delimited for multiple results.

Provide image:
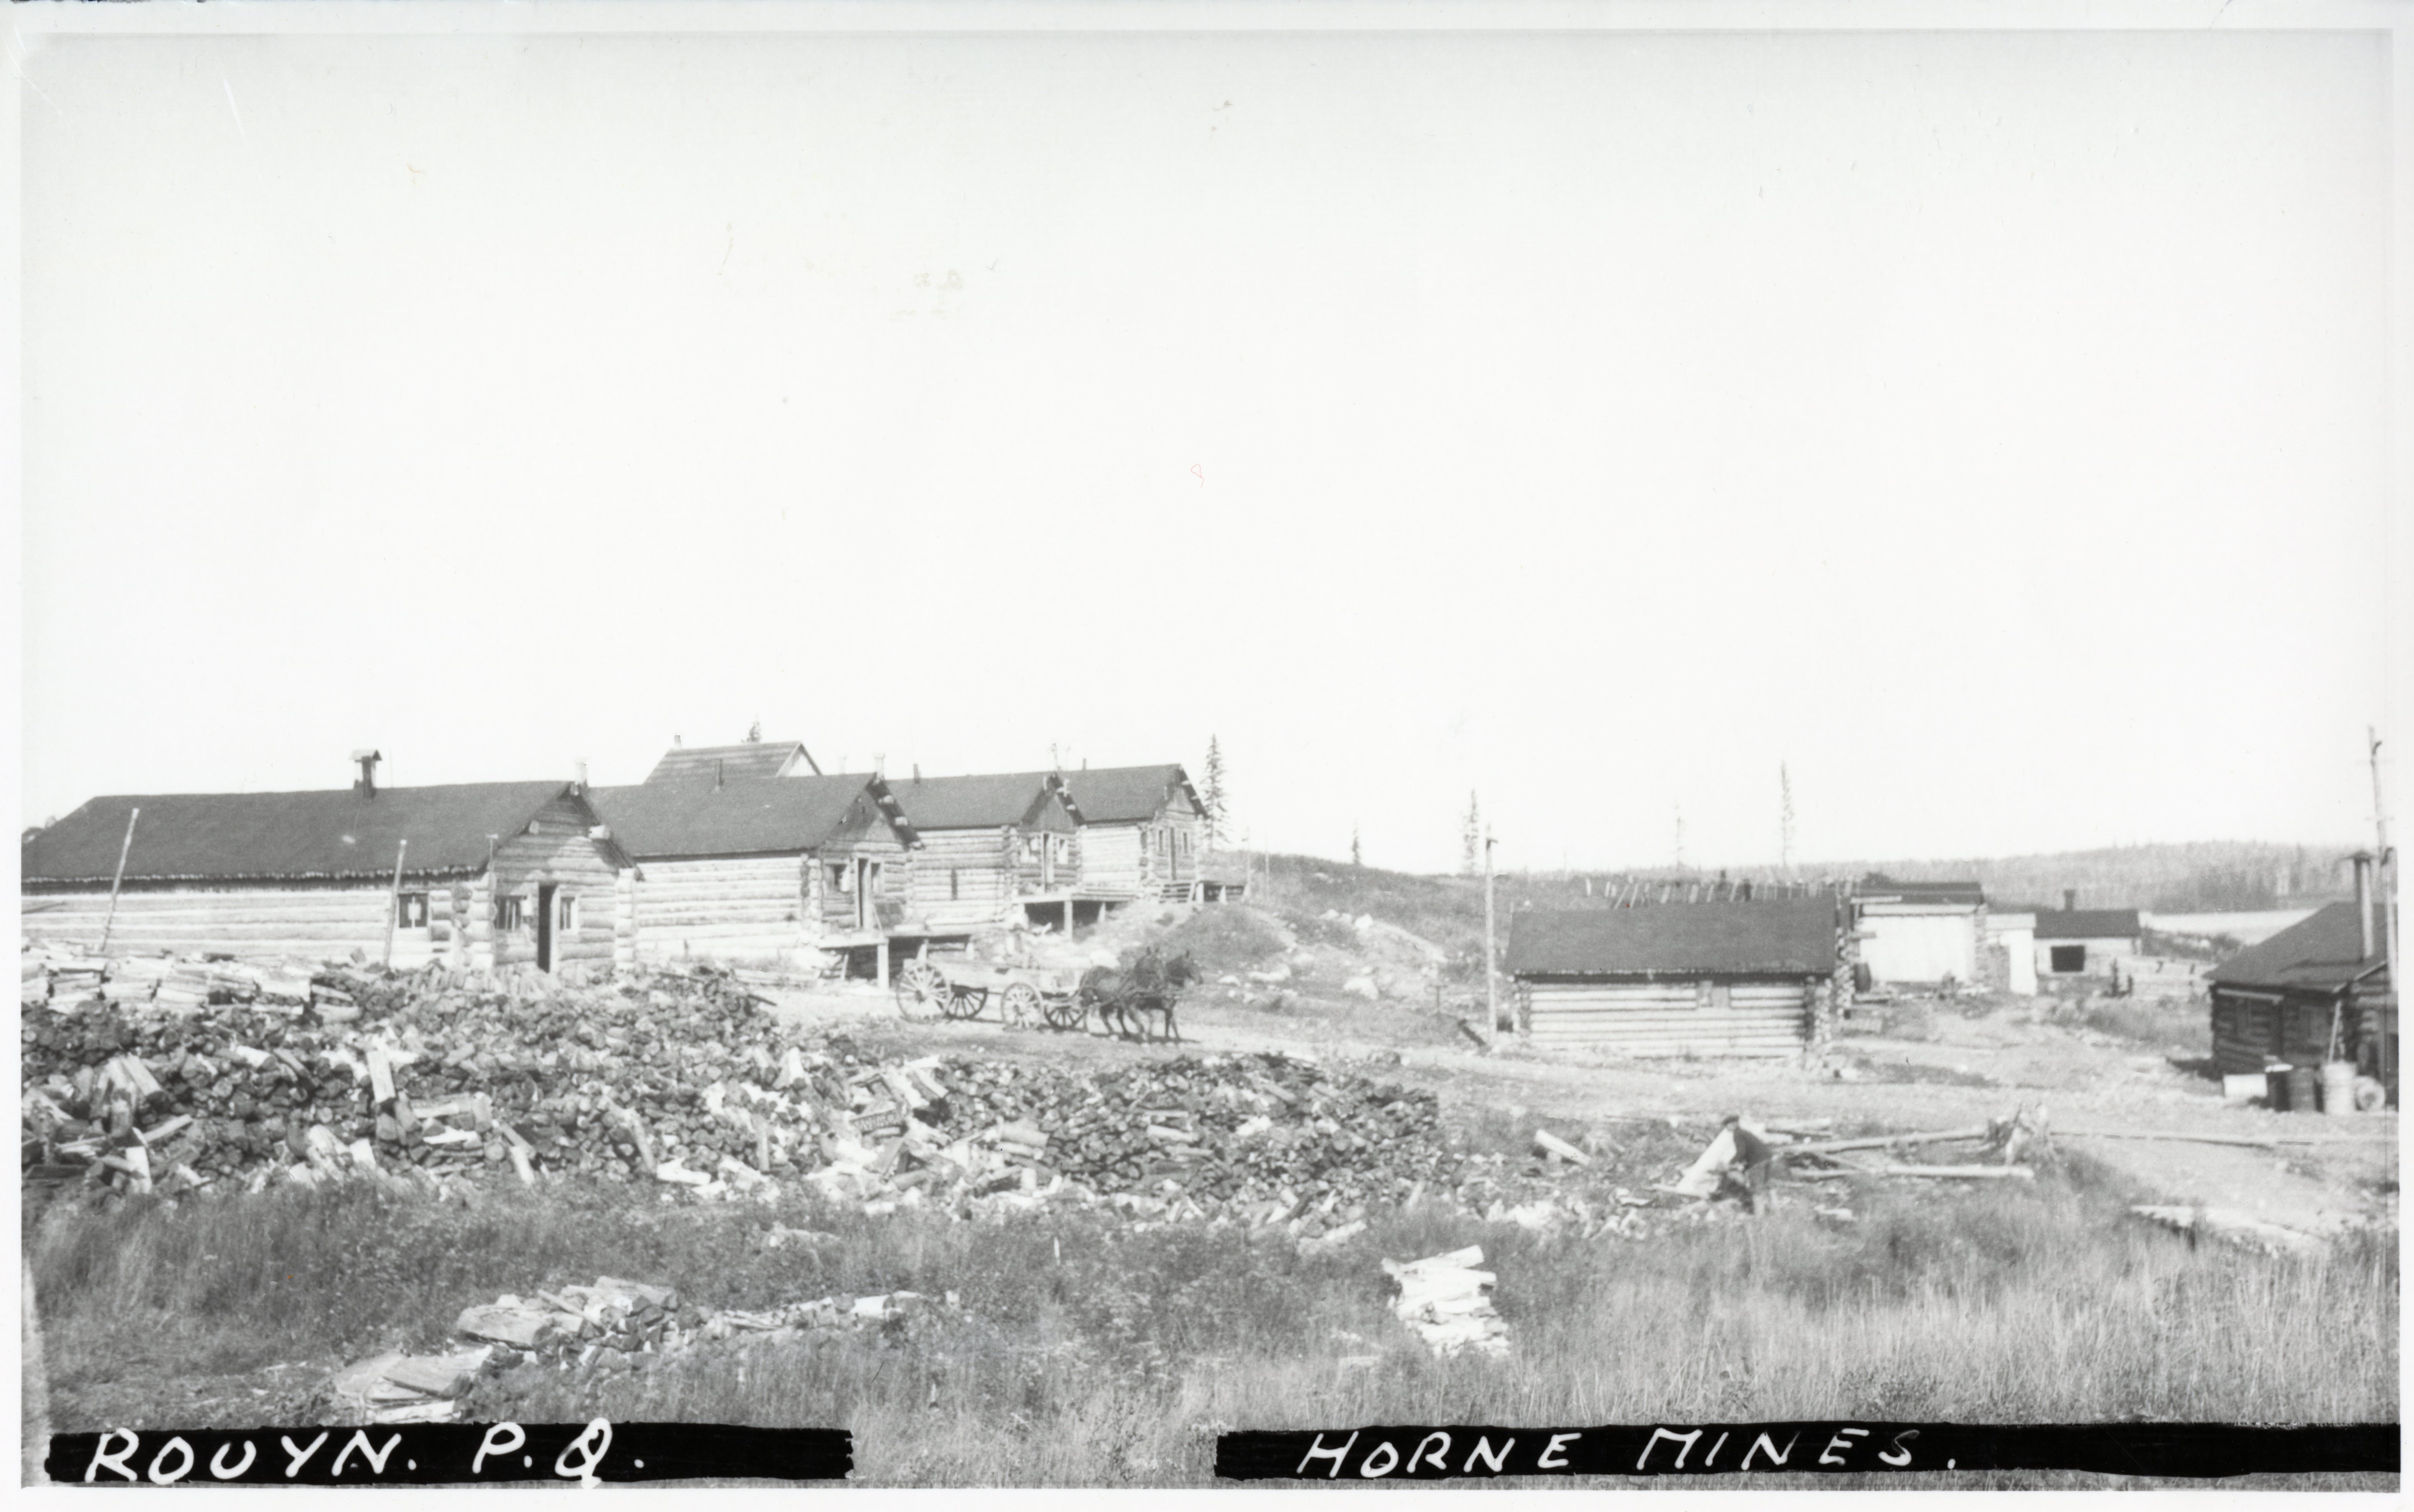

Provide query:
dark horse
left=1077, top=947, right=1199, bottom=1043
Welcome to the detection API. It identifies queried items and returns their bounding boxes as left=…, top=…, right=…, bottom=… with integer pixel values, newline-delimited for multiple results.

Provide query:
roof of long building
left=2210, top=901, right=2391, bottom=992
left=887, top=772, right=1070, bottom=831
left=1506, top=899, right=1841, bottom=977
left=588, top=775, right=912, bottom=859
left=643, top=741, right=818, bottom=785
left=21, top=782, right=583, bottom=884
left=1053, top=764, right=1200, bottom=824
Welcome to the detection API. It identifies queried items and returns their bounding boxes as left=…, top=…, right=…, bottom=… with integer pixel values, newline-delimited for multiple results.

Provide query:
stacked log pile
left=21, top=950, right=1467, bottom=1227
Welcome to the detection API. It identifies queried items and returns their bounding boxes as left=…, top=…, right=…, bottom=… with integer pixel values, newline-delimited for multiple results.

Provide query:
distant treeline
left=1498, top=841, right=2363, bottom=914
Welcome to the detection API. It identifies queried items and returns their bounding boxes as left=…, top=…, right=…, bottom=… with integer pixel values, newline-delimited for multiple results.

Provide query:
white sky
left=14, top=13, right=2402, bottom=875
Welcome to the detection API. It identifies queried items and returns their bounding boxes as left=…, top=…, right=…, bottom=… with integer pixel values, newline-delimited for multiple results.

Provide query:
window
left=829, top=863, right=852, bottom=893
left=2050, top=944, right=2086, bottom=974
left=495, top=896, right=526, bottom=932
left=557, top=893, right=578, bottom=933
left=395, top=892, right=430, bottom=929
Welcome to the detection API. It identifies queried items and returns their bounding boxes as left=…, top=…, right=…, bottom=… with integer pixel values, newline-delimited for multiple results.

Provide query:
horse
left=1116, top=949, right=1199, bottom=1044
left=1075, top=948, right=1197, bottom=1043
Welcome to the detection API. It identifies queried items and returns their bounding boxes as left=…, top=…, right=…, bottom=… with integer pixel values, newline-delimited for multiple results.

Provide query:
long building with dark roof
left=21, top=756, right=627, bottom=971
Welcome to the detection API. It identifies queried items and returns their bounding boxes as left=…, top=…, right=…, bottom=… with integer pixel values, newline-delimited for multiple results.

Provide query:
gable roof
left=2033, top=908, right=2142, bottom=940
left=21, top=782, right=585, bottom=885
left=644, top=741, right=819, bottom=785
left=1055, top=764, right=1200, bottom=825
left=588, top=775, right=913, bottom=860
left=2210, top=901, right=2390, bottom=992
left=889, top=772, right=1069, bottom=831
left=1507, top=900, right=1840, bottom=978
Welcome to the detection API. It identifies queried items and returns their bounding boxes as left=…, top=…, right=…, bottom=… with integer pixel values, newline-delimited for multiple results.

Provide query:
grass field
left=26, top=1146, right=2396, bottom=1488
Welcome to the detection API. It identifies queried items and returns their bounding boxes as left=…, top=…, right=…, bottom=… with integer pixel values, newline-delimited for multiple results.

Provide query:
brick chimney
left=2062, top=888, right=2076, bottom=912
left=352, top=749, right=382, bottom=798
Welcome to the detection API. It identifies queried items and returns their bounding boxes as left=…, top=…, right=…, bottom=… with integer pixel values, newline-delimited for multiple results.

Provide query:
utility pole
left=97, top=807, right=141, bottom=954
left=382, top=838, right=410, bottom=968
left=1483, top=828, right=1499, bottom=1048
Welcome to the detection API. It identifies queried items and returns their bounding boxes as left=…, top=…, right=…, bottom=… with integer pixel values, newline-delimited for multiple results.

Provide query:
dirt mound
left=1155, top=906, right=1290, bottom=974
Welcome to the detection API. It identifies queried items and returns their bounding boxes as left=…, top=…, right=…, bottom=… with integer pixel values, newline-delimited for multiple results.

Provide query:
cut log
left=1780, top=1124, right=1995, bottom=1157
left=1532, top=1129, right=1590, bottom=1166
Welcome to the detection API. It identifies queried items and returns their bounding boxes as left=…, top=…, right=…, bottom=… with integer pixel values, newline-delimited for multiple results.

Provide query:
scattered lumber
left=2132, top=1205, right=2327, bottom=1256
left=1799, top=1164, right=2035, bottom=1182
left=2058, top=1127, right=2391, bottom=1149
left=1780, top=1123, right=1995, bottom=1157
left=1382, top=1246, right=1509, bottom=1358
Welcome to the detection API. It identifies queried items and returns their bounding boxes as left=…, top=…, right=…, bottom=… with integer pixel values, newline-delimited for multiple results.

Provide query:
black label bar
left=1214, top=1422, right=2400, bottom=1480
left=48, top=1421, right=851, bottom=1485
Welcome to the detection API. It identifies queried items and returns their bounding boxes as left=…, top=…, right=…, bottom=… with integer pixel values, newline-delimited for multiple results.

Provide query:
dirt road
left=762, top=976, right=2397, bottom=1239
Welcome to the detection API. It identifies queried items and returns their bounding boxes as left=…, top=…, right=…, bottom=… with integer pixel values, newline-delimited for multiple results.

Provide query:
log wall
left=1518, top=976, right=1816, bottom=1058
left=21, top=883, right=418, bottom=964
left=2210, top=986, right=2378, bottom=1078
left=627, top=855, right=809, bottom=964
left=910, top=828, right=1018, bottom=927
left=1078, top=824, right=1145, bottom=898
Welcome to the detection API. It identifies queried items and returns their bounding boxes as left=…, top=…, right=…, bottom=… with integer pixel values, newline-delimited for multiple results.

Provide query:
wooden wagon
left=893, top=954, right=1085, bottom=1030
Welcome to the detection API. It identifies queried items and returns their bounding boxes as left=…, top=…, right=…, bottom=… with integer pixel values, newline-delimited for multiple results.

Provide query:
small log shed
left=1505, top=898, right=1844, bottom=1058
left=2208, top=890, right=2396, bottom=1102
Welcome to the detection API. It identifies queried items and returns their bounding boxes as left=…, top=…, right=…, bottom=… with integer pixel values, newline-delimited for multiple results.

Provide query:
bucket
left=2284, top=1065, right=2319, bottom=1115
left=2320, top=1061, right=2358, bottom=1115
left=2265, top=1064, right=2295, bottom=1111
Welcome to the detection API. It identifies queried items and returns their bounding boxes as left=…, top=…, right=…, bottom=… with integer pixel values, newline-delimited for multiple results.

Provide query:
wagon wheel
left=943, top=985, right=986, bottom=1021
left=1040, top=992, right=1085, bottom=1032
left=1002, top=981, right=1043, bottom=1027
left=893, top=959, right=947, bottom=1019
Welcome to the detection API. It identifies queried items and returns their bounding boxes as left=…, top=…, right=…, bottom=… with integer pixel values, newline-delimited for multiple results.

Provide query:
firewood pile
left=333, top=1275, right=949, bottom=1424
left=20, top=948, right=1465, bottom=1227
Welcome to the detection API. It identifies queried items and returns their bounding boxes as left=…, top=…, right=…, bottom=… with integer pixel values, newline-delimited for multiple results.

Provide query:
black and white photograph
left=11, top=1, right=2403, bottom=1492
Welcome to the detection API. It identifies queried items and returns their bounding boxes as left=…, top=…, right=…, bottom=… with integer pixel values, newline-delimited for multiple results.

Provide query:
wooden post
left=1483, top=829, right=1499, bottom=1049
left=96, top=807, right=140, bottom=954
left=875, top=934, right=890, bottom=991
left=381, top=837, right=410, bottom=968
left=2370, top=728, right=2400, bottom=1027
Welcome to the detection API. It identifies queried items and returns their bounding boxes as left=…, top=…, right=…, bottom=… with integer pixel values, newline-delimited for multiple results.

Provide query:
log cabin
left=887, top=771, right=1081, bottom=930
left=1052, top=764, right=1208, bottom=903
left=1506, top=899, right=1842, bottom=1058
left=643, top=739, right=820, bottom=785
left=2208, top=855, right=2395, bottom=1101
left=19, top=754, right=628, bottom=972
left=586, top=773, right=918, bottom=972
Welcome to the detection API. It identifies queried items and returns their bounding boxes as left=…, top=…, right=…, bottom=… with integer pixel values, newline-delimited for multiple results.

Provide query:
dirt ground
left=763, top=913, right=2398, bottom=1241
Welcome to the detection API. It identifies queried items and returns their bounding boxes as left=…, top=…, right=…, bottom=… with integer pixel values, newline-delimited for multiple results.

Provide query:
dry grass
left=24, top=1153, right=2396, bottom=1487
